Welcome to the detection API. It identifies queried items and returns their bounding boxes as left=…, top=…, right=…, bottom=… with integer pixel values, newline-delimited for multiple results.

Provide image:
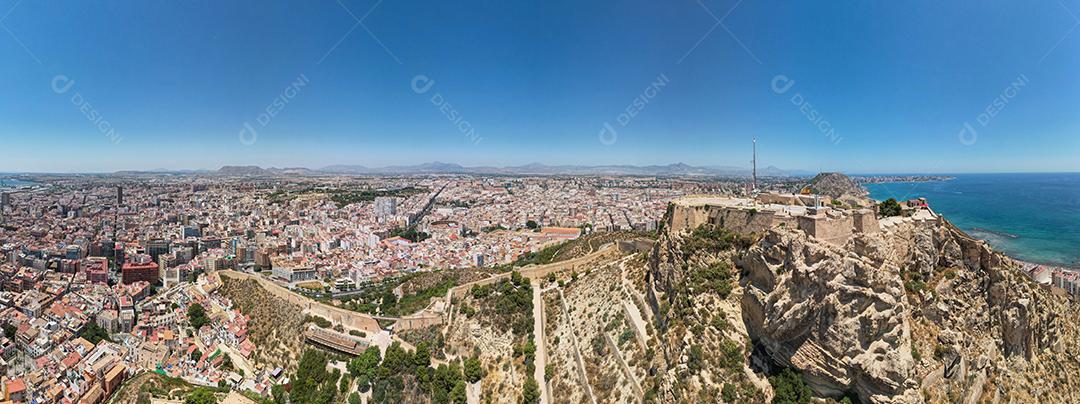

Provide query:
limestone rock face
left=647, top=207, right=1080, bottom=403
left=739, top=229, right=919, bottom=403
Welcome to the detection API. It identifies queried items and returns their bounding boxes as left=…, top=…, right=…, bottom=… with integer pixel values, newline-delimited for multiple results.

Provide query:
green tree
left=2, top=323, right=15, bottom=339
left=721, top=383, right=738, bottom=403
left=463, top=356, right=485, bottom=383
left=348, top=346, right=382, bottom=379
left=348, top=392, right=361, bottom=404
left=355, top=374, right=371, bottom=392
left=522, top=378, right=540, bottom=404
left=717, top=338, right=743, bottom=370
left=769, top=368, right=812, bottom=404
left=271, top=384, right=287, bottom=404
left=372, top=376, right=405, bottom=403
left=188, top=303, right=210, bottom=329
left=879, top=198, right=902, bottom=217
left=220, top=354, right=233, bottom=371
left=525, top=220, right=539, bottom=230
left=291, top=349, right=335, bottom=403
left=382, top=342, right=411, bottom=375
left=510, top=271, right=527, bottom=287
left=339, top=374, right=351, bottom=393
left=184, top=388, right=218, bottom=404
left=450, top=380, right=467, bottom=403
left=79, top=322, right=113, bottom=344
left=692, top=261, right=734, bottom=298
left=414, top=341, right=432, bottom=368
left=389, top=227, right=431, bottom=242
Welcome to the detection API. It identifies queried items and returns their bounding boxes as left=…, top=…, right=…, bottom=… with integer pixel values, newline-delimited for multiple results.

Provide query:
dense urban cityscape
left=4, top=1, right=1079, bottom=402
left=0, top=172, right=788, bottom=403
left=1, top=169, right=1077, bottom=403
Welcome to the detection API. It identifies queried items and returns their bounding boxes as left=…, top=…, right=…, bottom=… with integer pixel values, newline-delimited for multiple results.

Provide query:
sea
left=864, top=173, right=1080, bottom=269
left=0, top=178, right=39, bottom=188
left=0, top=177, right=39, bottom=189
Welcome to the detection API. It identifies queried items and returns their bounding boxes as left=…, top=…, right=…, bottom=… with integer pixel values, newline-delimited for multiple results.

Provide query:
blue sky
left=1, top=0, right=1078, bottom=173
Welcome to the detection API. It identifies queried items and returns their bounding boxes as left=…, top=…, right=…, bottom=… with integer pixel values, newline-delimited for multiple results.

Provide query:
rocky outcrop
left=647, top=203, right=1080, bottom=403
left=804, top=172, right=868, bottom=200
left=739, top=228, right=919, bottom=403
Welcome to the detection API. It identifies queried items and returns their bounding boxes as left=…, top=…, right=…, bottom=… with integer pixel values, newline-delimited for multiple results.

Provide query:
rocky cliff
left=645, top=208, right=1080, bottom=403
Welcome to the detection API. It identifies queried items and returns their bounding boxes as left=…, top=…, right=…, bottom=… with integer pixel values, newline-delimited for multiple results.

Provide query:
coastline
left=1013, top=258, right=1076, bottom=272
left=951, top=217, right=1078, bottom=270
left=864, top=174, right=1080, bottom=271
left=854, top=175, right=955, bottom=185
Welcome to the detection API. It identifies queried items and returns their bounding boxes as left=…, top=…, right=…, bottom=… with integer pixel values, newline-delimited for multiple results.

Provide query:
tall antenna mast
left=752, top=137, right=757, bottom=193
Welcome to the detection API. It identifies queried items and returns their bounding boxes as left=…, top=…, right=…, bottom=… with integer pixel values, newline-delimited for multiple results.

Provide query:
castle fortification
left=666, top=195, right=879, bottom=245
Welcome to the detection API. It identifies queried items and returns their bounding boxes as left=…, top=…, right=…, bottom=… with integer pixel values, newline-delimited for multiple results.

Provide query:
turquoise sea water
left=865, top=173, right=1080, bottom=268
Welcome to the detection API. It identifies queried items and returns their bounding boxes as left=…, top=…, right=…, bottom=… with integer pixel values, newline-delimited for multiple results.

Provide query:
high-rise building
left=0, top=192, right=7, bottom=224
left=85, top=257, right=109, bottom=284
left=116, top=186, right=123, bottom=206
left=121, top=253, right=158, bottom=284
left=145, top=239, right=170, bottom=261
left=374, top=197, right=397, bottom=220
left=182, top=225, right=201, bottom=238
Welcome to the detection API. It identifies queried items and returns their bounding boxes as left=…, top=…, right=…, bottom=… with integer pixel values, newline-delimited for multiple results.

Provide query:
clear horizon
left=2, top=1, right=1078, bottom=173
left=3, top=162, right=1080, bottom=176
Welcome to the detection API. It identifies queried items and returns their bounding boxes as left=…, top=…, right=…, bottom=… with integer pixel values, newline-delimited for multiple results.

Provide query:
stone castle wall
left=668, top=199, right=877, bottom=245
left=394, top=314, right=444, bottom=331
left=668, top=202, right=779, bottom=234
left=668, top=203, right=714, bottom=234
left=853, top=210, right=880, bottom=234
left=708, top=207, right=780, bottom=235
left=798, top=214, right=853, bottom=245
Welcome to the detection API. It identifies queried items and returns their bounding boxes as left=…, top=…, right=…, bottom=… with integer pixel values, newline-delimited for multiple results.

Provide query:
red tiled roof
left=61, top=351, right=81, bottom=368
left=6, top=378, right=26, bottom=393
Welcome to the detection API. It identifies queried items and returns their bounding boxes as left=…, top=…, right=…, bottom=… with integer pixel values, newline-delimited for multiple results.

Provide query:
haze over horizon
left=3, top=0, right=1078, bottom=173
left=1, top=160, right=1076, bottom=176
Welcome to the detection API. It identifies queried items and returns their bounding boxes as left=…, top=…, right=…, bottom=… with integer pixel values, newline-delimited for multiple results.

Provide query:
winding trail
left=532, top=284, right=549, bottom=404
left=618, top=255, right=650, bottom=351
left=603, top=332, right=643, bottom=400
left=558, top=288, right=597, bottom=404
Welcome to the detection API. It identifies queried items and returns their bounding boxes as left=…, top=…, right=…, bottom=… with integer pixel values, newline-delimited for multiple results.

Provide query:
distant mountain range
left=318, top=162, right=808, bottom=177
left=115, top=162, right=811, bottom=177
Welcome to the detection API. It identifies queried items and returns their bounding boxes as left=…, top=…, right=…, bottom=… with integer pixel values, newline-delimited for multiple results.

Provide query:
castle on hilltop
left=667, top=193, right=890, bottom=245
